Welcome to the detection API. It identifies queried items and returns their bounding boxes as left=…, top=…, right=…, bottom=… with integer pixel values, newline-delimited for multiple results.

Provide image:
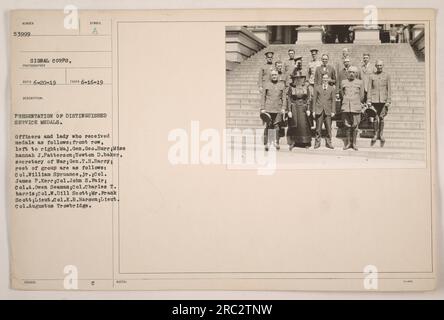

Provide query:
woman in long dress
left=285, top=72, right=312, bottom=150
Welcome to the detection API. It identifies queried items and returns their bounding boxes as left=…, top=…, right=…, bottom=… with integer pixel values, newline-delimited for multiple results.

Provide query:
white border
left=0, top=0, right=442, bottom=299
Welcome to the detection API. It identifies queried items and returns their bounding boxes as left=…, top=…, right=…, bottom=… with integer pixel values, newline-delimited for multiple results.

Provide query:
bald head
left=270, top=69, right=279, bottom=81
left=348, top=66, right=358, bottom=80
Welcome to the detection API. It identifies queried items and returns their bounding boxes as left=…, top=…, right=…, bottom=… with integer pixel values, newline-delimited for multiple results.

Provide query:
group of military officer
left=258, top=47, right=392, bottom=151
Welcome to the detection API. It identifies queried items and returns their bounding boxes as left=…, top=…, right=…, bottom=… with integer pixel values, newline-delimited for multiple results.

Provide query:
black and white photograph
left=226, top=23, right=427, bottom=168
left=1, top=4, right=440, bottom=298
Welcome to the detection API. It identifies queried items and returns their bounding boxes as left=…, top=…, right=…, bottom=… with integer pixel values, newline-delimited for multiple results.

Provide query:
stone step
left=228, top=72, right=425, bottom=77
left=258, top=64, right=424, bottom=69
left=383, top=120, right=425, bottom=130
left=363, top=129, right=424, bottom=139
left=247, top=55, right=420, bottom=61
left=393, top=86, right=426, bottom=92
left=226, top=92, right=424, bottom=100
left=226, top=78, right=425, bottom=84
left=233, top=58, right=423, bottom=64
left=227, top=79, right=425, bottom=85
left=245, top=50, right=418, bottom=54
left=226, top=87, right=425, bottom=94
left=225, top=88, right=425, bottom=96
left=244, top=56, right=420, bottom=61
left=226, top=136, right=425, bottom=160
left=227, top=119, right=425, bottom=130
left=226, top=79, right=425, bottom=86
left=388, top=106, right=425, bottom=114
left=230, top=61, right=424, bottom=66
left=226, top=99, right=425, bottom=109
left=228, top=126, right=425, bottom=142
left=227, top=106, right=424, bottom=115
left=228, top=137, right=424, bottom=150
left=226, top=143, right=425, bottom=161
left=245, top=60, right=420, bottom=64
left=226, top=110, right=424, bottom=122
left=384, top=114, right=425, bottom=121
left=227, top=104, right=424, bottom=113
left=226, top=70, right=425, bottom=76
left=228, top=127, right=424, bottom=139
left=225, top=97, right=426, bottom=106
left=236, top=56, right=422, bottom=60
left=247, top=50, right=418, bottom=54
left=226, top=99, right=424, bottom=109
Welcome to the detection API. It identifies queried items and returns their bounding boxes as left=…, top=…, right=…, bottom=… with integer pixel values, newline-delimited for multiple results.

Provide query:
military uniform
left=284, top=58, right=295, bottom=74
left=258, top=62, right=275, bottom=90
left=337, top=65, right=361, bottom=96
left=336, top=66, right=350, bottom=97
left=335, top=57, right=347, bottom=78
left=340, top=77, right=365, bottom=150
left=335, top=53, right=351, bottom=75
left=275, top=69, right=290, bottom=87
left=367, top=71, right=392, bottom=146
left=260, top=80, right=286, bottom=149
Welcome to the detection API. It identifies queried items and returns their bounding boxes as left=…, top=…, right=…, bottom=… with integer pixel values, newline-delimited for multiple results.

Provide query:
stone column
left=410, top=24, right=425, bottom=58
left=246, top=25, right=269, bottom=44
left=351, top=25, right=381, bottom=44
left=295, top=26, right=323, bottom=44
left=225, top=26, right=267, bottom=70
left=274, top=26, right=284, bottom=44
left=411, top=24, right=425, bottom=40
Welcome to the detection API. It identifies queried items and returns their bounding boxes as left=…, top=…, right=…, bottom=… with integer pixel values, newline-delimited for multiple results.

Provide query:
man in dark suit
left=312, top=74, right=336, bottom=149
left=360, top=52, right=375, bottom=101
left=314, top=54, right=336, bottom=86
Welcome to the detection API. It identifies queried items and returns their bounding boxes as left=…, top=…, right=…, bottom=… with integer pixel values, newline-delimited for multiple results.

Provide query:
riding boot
left=263, top=127, right=269, bottom=151
left=371, top=118, right=378, bottom=146
left=379, top=120, right=386, bottom=147
left=275, top=128, right=280, bottom=150
left=352, top=128, right=359, bottom=151
left=343, top=128, right=351, bottom=150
